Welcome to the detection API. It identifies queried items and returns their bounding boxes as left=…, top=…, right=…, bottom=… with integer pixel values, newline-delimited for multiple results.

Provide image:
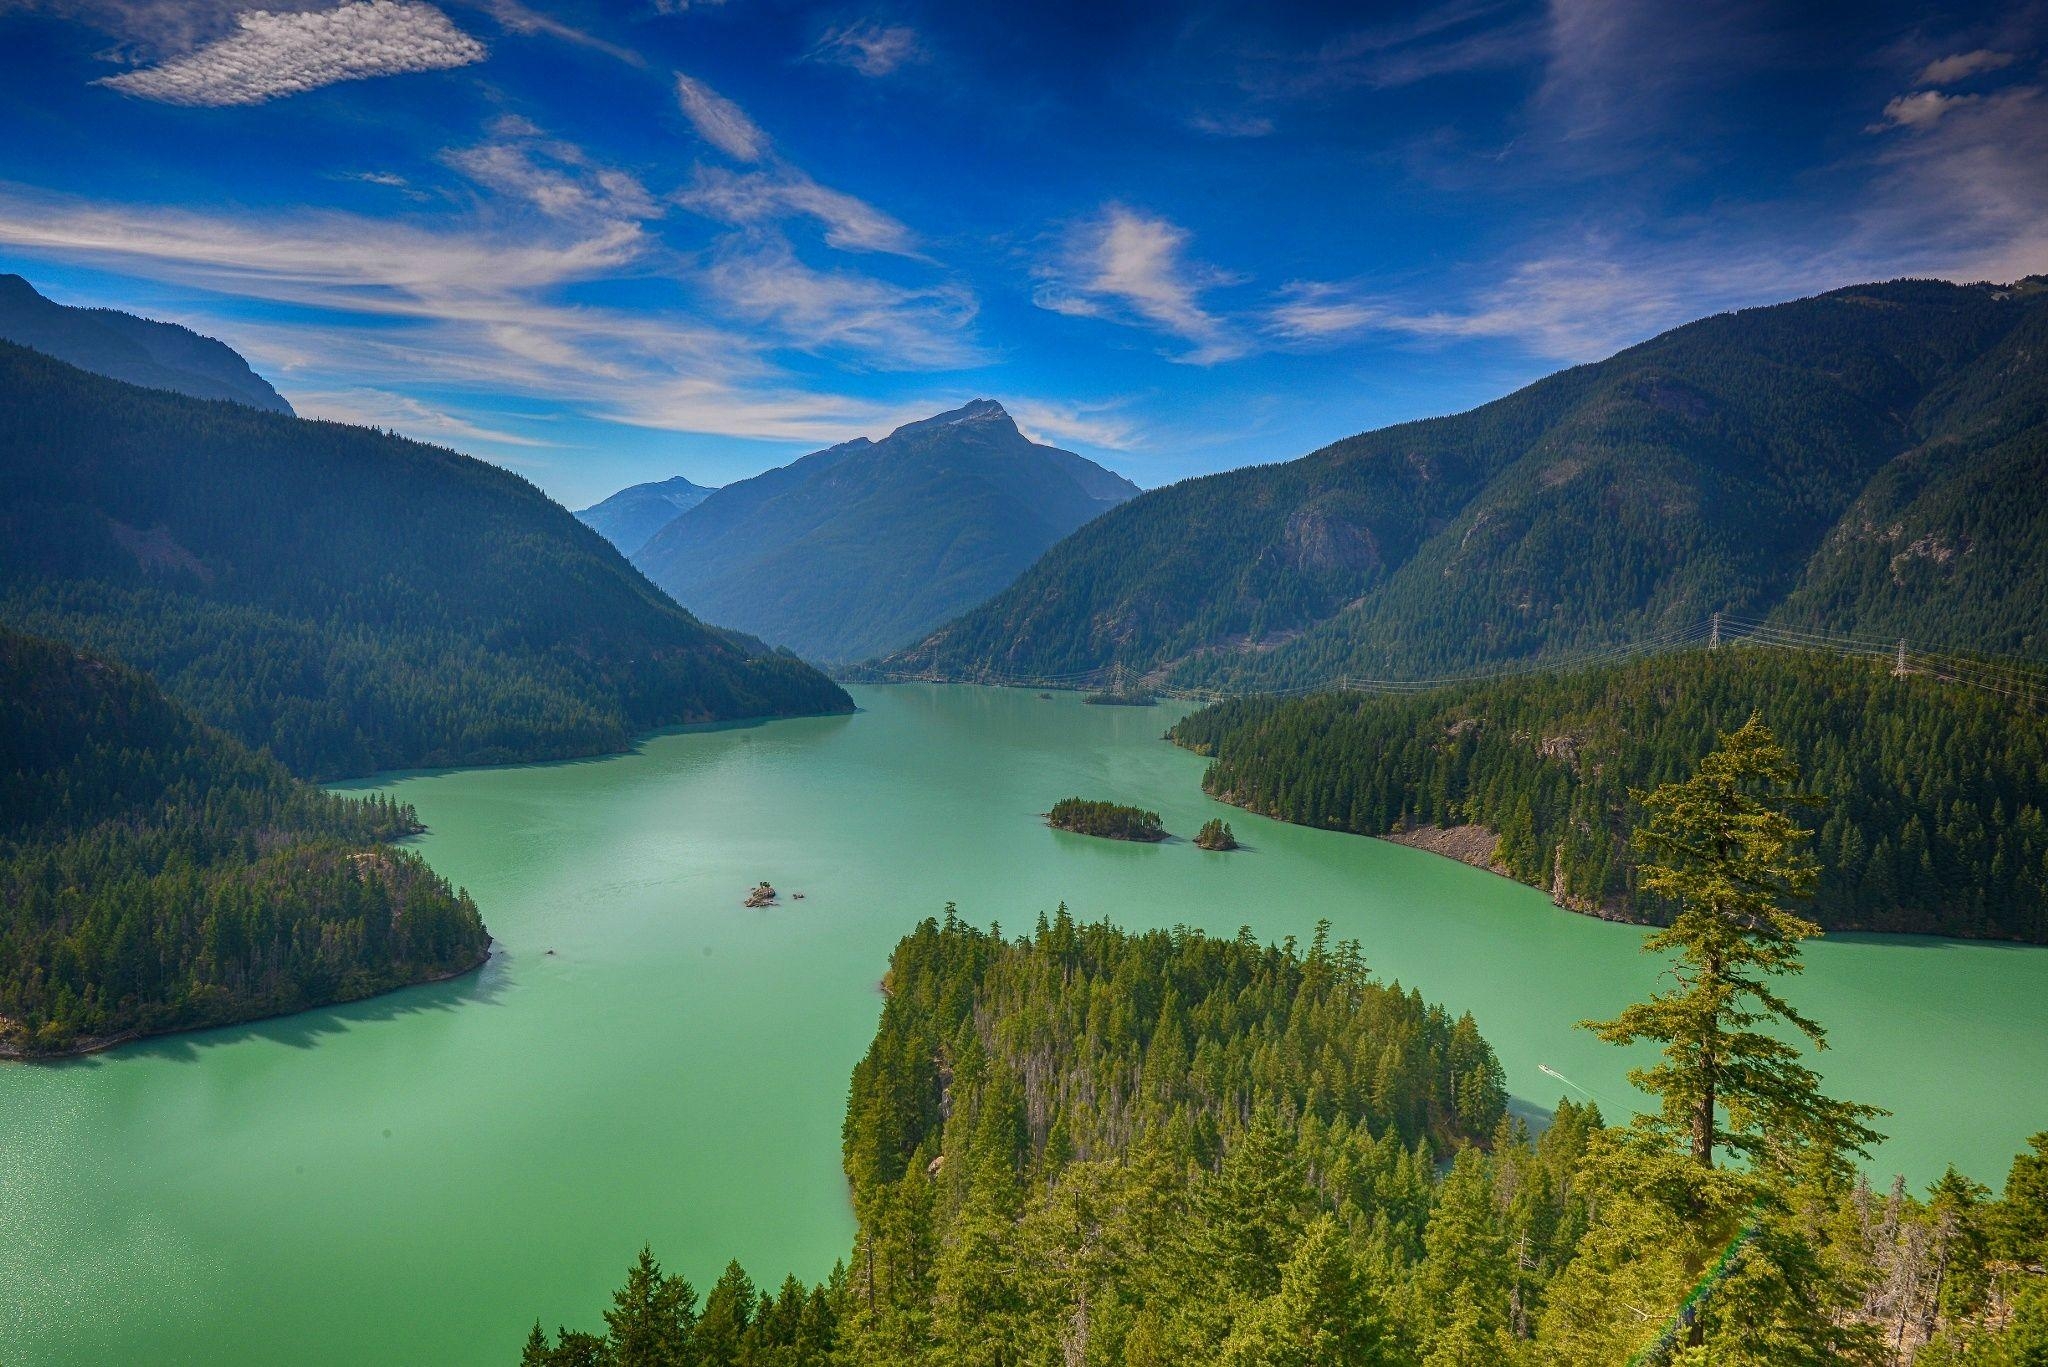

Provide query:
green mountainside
left=881, top=280, right=2048, bottom=687
left=0, top=341, right=851, bottom=778
left=575, top=475, right=718, bottom=556
left=0, top=273, right=293, bottom=414
left=1167, top=647, right=2048, bottom=941
left=0, top=626, right=489, bottom=1056
left=633, top=400, right=1140, bottom=665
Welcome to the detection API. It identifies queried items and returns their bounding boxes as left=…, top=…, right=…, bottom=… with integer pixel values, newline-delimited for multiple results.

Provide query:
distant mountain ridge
left=632, top=399, right=1141, bottom=665
left=882, top=279, right=2048, bottom=686
left=0, top=273, right=293, bottom=414
left=575, top=475, right=718, bottom=555
left=0, top=341, right=850, bottom=778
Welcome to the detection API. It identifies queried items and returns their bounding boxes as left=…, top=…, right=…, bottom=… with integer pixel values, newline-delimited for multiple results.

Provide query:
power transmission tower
left=1710, top=612, right=1721, bottom=649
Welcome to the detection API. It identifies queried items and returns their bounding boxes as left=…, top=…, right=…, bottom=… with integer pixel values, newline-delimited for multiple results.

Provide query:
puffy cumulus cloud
left=1918, top=49, right=2016, bottom=86
left=676, top=165, right=916, bottom=256
left=806, top=21, right=924, bottom=77
left=1033, top=205, right=1247, bottom=365
left=96, top=0, right=485, bottom=106
left=674, top=73, right=769, bottom=162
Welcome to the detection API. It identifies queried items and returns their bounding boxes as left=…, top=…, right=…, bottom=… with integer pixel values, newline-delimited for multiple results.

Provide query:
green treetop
left=1585, top=714, right=1886, bottom=1174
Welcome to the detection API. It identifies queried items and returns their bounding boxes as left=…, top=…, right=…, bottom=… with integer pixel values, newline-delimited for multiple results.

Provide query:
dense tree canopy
left=1170, top=648, right=2048, bottom=941
left=0, top=627, right=488, bottom=1055
left=0, top=341, right=849, bottom=779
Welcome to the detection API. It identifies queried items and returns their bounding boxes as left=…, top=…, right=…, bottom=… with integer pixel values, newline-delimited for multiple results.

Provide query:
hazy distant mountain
left=633, top=399, right=1141, bottom=665
left=576, top=475, right=719, bottom=555
left=0, top=341, right=850, bottom=778
left=882, top=279, right=2048, bottom=687
left=0, top=273, right=293, bottom=415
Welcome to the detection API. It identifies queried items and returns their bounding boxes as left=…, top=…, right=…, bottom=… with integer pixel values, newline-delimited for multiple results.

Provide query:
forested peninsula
left=0, top=627, right=489, bottom=1057
left=521, top=727, right=2048, bottom=1366
left=1170, top=648, right=2048, bottom=942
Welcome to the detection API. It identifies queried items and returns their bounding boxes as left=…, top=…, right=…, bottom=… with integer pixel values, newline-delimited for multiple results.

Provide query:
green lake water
left=2, top=684, right=2045, bottom=1364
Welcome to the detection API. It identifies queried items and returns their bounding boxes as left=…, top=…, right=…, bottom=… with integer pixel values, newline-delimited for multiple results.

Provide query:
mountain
left=0, top=626, right=489, bottom=1056
left=0, top=273, right=293, bottom=414
left=1168, top=646, right=2048, bottom=942
left=881, top=279, right=2048, bottom=687
left=575, top=474, right=718, bottom=555
left=632, top=399, right=1141, bottom=665
left=0, top=341, right=851, bottom=779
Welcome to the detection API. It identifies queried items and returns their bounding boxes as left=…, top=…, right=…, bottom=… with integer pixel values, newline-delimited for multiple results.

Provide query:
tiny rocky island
left=743, top=882, right=778, bottom=907
left=1194, top=818, right=1239, bottom=851
left=1046, top=797, right=1167, bottom=842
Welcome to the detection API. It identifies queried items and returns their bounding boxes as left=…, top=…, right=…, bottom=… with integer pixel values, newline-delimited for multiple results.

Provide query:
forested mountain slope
left=0, top=273, right=292, bottom=414
left=1169, top=647, right=2048, bottom=941
left=0, top=627, right=488, bottom=1056
left=575, top=475, right=717, bottom=555
left=881, top=279, right=2048, bottom=687
left=633, top=400, right=1140, bottom=664
left=0, top=342, right=851, bottom=778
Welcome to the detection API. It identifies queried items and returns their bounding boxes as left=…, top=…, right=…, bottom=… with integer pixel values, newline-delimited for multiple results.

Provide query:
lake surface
left=3, top=684, right=2045, bottom=1364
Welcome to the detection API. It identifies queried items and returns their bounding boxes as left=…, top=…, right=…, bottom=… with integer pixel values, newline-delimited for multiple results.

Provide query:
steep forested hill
left=633, top=400, right=1140, bottom=664
left=575, top=474, right=717, bottom=555
left=882, top=279, right=2048, bottom=686
left=0, top=342, right=851, bottom=777
left=0, top=273, right=293, bottom=414
left=0, top=627, right=489, bottom=1056
left=1168, top=647, right=2048, bottom=941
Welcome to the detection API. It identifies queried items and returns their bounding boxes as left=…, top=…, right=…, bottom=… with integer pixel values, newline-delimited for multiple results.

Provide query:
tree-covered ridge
left=879, top=279, right=2048, bottom=688
left=522, top=906, right=2048, bottom=1365
left=0, top=627, right=489, bottom=1056
left=1045, top=797, right=1166, bottom=841
left=1169, top=648, right=2048, bottom=942
left=0, top=341, right=850, bottom=779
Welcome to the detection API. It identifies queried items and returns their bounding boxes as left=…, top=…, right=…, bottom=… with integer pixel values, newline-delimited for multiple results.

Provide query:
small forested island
left=1082, top=688, right=1157, bottom=706
left=1194, top=817, right=1238, bottom=850
left=0, top=627, right=490, bottom=1058
left=522, top=725, right=2048, bottom=1366
left=1045, top=796, right=1166, bottom=841
left=1170, top=648, right=2048, bottom=941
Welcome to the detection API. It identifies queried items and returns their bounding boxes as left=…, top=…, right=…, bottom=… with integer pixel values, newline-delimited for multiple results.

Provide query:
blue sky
left=1, top=0, right=2044, bottom=507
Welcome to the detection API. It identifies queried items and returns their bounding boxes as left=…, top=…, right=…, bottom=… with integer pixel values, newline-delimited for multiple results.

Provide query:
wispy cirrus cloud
left=1034, top=205, right=1246, bottom=365
left=674, top=72, right=769, bottom=161
left=447, top=118, right=658, bottom=223
left=1006, top=397, right=1146, bottom=452
left=677, top=164, right=916, bottom=256
left=704, top=235, right=978, bottom=368
left=464, top=0, right=640, bottom=66
left=1918, top=48, right=2015, bottom=85
left=96, top=0, right=486, bottom=106
left=806, top=21, right=924, bottom=77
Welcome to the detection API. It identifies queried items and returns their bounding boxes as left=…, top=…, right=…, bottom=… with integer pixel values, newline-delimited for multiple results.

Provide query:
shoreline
left=0, top=942, right=493, bottom=1064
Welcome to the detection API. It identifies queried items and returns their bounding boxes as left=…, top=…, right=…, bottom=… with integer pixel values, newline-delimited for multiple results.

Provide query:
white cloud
left=674, top=73, right=769, bottom=162
left=293, top=385, right=554, bottom=447
left=1006, top=398, right=1145, bottom=452
left=677, top=165, right=916, bottom=256
left=1034, top=205, right=1247, bottom=365
left=96, top=0, right=485, bottom=106
left=447, top=128, right=657, bottom=223
left=1265, top=282, right=1386, bottom=342
left=1918, top=49, right=2016, bottom=86
left=1873, top=89, right=1979, bottom=131
left=806, top=21, right=924, bottom=77
left=703, top=236, right=978, bottom=369
left=464, top=0, right=641, bottom=66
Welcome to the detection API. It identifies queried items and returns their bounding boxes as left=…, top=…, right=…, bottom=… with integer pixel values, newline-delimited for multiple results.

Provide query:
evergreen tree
left=1583, top=716, right=1885, bottom=1172
left=602, top=1247, right=696, bottom=1367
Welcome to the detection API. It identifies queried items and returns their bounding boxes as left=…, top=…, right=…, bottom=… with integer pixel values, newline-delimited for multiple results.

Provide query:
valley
left=3, top=686, right=2043, bottom=1364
